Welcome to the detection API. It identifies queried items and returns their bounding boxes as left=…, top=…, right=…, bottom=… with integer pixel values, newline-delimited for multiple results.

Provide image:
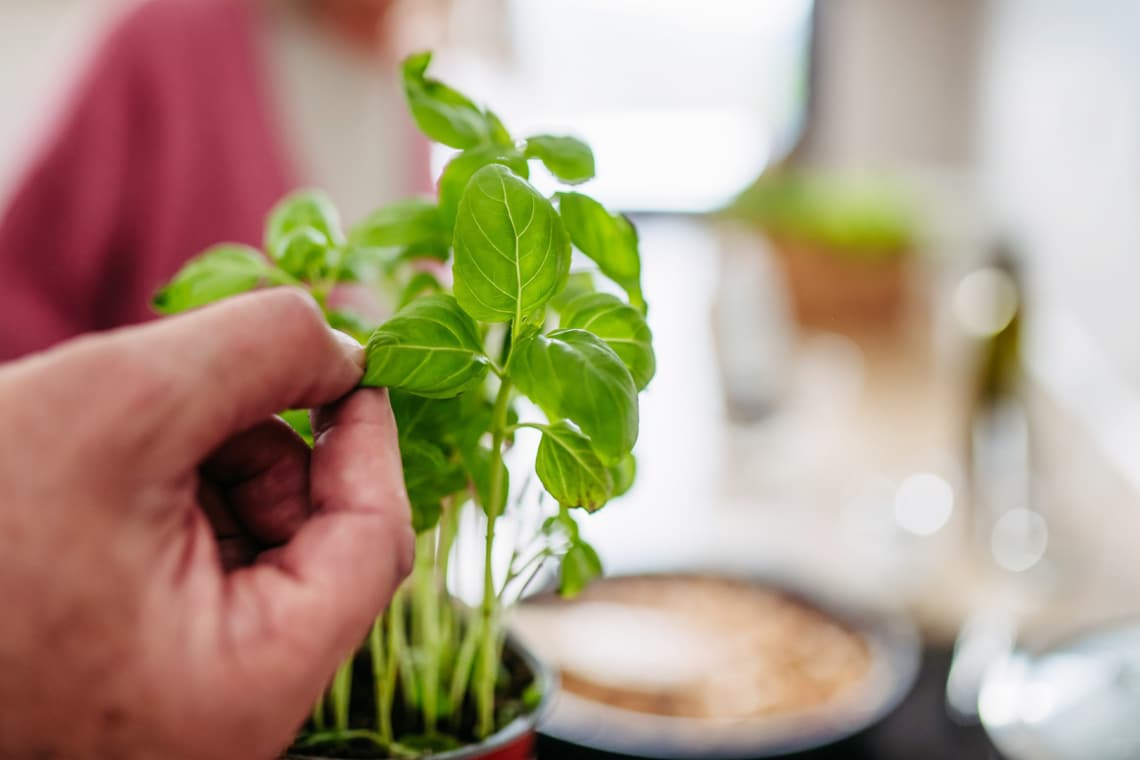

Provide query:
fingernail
left=332, top=328, right=366, bottom=371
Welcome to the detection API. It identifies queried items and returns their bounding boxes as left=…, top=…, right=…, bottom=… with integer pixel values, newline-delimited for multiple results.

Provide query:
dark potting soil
left=286, top=644, right=539, bottom=759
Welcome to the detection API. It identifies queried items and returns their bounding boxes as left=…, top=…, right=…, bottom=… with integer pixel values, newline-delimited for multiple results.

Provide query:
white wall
left=979, top=0, right=1140, bottom=384
left=805, top=0, right=985, bottom=171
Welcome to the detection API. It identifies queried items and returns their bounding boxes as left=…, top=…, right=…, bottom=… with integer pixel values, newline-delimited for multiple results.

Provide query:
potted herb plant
left=153, top=52, right=653, bottom=759
left=722, top=169, right=918, bottom=333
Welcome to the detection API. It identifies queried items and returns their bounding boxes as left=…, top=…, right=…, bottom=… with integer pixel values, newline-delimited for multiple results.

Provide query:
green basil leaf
left=549, top=271, right=597, bottom=313
left=265, top=190, right=345, bottom=257
left=349, top=198, right=450, bottom=257
left=485, top=109, right=514, bottom=147
left=390, top=391, right=460, bottom=443
left=398, top=270, right=445, bottom=309
left=327, top=309, right=374, bottom=344
left=438, top=145, right=529, bottom=230
left=560, top=293, right=655, bottom=390
left=453, top=165, right=571, bottom=324
left=152, top=244, right=280, bottom=314
left=525, top=135, right=595, bottom=185
left=557, top=192, right=645, bottom=311
left=340, top=245, right=401, bottom=285
left=559, top=538, right=602, bottom=598
left=402, top=52, right=493, bottom=149
left=279, top=409, right=313, bottom=447
left=363, top=294, right=489, bottom=398
left=542, top=511, right=578, bottom=541
left=609, top=453, right=636, bottom=498
left=536, top=422, right=613, bottom=512
left=401, top=439, right=465, bottom=533
left=462, top=445, right=509, bottom=517
left=509, top=329, right=638, bottom=463
left=274, top=226, right=330, bottom=280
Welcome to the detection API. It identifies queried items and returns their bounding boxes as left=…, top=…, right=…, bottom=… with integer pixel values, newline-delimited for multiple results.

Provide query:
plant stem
left=381, top=607, right=400, bottom=744
left=331, top=657, right=353, bottom=732
left=475, top=377, right=513, bottom=737
left=413, top=530, right=440, bottom=734
left=390, top=588, right=418, bottom=710
left=437, top=503, right=461, bottom=685
left=500, top=550, right=551, bottom=600
left=311, top=694, right=327, bottom=732
left=447, top=611, right=482, bottom=728
left=369, top=615, right=389, bottom=744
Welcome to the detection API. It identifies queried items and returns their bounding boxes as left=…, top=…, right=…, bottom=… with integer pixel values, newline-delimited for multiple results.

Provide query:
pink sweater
left=0, top=0, right=298, bottom=360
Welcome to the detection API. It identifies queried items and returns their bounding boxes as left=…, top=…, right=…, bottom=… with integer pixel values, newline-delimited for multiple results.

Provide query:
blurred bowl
left=510, top=570, right=920, bottom=759
left=979, top=619, right=1140, bottom=760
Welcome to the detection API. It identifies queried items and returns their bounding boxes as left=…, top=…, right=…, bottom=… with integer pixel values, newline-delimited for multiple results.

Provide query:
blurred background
left=5, top=1, right=1140, bottom=758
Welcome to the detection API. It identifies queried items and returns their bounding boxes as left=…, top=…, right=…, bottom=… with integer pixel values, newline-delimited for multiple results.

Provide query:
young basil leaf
left=453, top=165, right=571, bottom=324
left=274, top=227, right=330, bottom=280
left=398, top=270, right=445, bottom=310
left=535, top=422, right=613, bottom=512
left=402, top=52, right=493, bottom=149
left=524, top=136, right=595, bottom=185
left=327, top=309, right=374, bottom=344
left=557, top=192, right=645, bottom=311
left=363, top=294, right=489, bottom=398
left=390, top=391, right=461, bottom=443
left=544, top=504, right=581, bottom=540
left=340, top=245, right=402, bottom=285
left=462, top=445, right=510, bottom=517
left=349, top=198, right=450, bottom=258
left=559, top=538, right=603, bottom=598
left=438, top=145, right=529, bottom=230
left=265, top=190, right=345, bottom=258
left=279, top=409, right=314, bottom=446
left=549, top=271, right=597, bottom=313
left=560, top=293, right=655, bottom=390
left=509, top=329, right=638, bottom=463
left=152, top=244, right=282, bottom=314
left=401, top=439, right=465, bottom=533
left=485, top=109, right=514, bottom=147
left=609, top=453, right=636, bottom=498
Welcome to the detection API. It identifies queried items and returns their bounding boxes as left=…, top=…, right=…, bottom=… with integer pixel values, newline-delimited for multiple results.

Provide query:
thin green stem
left=390, top=588, right=418, bottom=710
left=447, top=612, right=482, bottom=728
left=369, top=616, right=389, bottom=744
left=311, top=694, right=327, bottom=733
left=381, top=607, right=400, bottom=744
left=437, top=503, right=461, bottom=685
left=330, top=657, right=353, bottom=732
left=475, top=377, right=513, bottom=737
left=294, top=729, right=419, bottom=759
left=413, top=530, right=440, bottom=734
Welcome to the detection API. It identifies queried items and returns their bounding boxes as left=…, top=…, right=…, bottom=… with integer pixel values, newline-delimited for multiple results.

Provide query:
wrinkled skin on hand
left=0, top=289, right=414, bottom=759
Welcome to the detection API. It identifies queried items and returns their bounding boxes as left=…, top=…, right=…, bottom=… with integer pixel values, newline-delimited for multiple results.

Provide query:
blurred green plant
left=154, top=51, right=654, bottom=757
left=722, top=169, right=918, bottom=259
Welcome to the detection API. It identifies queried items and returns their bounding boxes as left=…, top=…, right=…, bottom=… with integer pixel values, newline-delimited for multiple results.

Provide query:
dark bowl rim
left=518, top=564, right=922, bottom=760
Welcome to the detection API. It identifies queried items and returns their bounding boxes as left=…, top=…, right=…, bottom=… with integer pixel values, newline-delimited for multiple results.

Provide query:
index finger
left=133, top=288, right=366, bottom=462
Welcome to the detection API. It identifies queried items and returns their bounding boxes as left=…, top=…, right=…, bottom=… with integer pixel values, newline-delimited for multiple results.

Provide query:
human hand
left=0, top=289, right=414, bottom=759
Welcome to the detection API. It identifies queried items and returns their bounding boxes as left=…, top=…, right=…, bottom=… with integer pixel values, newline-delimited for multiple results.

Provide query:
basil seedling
left=155, top=50, right=655, bottom=755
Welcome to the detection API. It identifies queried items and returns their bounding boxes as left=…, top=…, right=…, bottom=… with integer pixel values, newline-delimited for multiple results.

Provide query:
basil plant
left=155, top=52, right=654, bottom=756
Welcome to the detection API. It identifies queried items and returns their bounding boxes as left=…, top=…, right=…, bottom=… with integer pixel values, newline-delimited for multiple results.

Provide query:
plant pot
left=768, top=234, right=912, bottom=334
left=283, top=635, right=556, bottom=760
